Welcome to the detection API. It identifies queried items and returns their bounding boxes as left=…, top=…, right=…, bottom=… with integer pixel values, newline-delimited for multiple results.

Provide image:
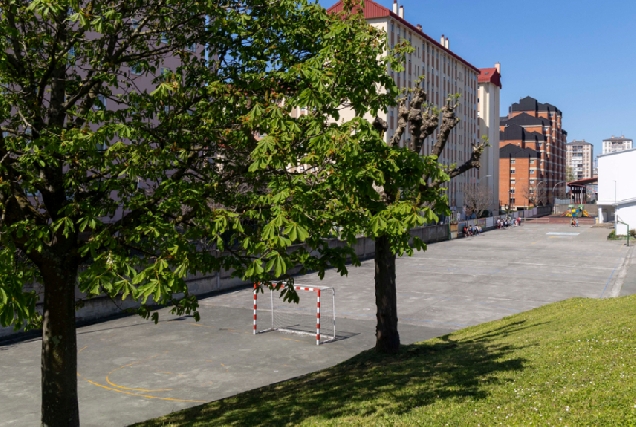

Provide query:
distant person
left=575, top=218, right=579, bottom=227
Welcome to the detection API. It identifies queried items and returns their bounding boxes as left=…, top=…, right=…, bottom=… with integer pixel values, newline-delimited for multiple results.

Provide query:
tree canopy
left=0, top=0, right=412, bottom=424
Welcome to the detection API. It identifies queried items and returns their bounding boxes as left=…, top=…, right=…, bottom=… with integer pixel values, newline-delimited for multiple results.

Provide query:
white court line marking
left=546, top=232, right=580, bottom=236
left=509, top=262, right=614, bottom=270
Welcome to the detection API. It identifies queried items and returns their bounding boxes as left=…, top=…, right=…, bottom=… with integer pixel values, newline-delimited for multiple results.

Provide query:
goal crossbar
left=253, top=283, right=336, bottom=345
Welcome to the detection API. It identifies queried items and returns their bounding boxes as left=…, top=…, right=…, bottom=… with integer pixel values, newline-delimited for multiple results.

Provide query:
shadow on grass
left=134, top=322, right=529, bottom=427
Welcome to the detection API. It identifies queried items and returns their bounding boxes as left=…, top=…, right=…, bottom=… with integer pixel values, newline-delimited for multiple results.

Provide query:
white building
left=597, top=148, right=636, bottom=235
left=478, top=64, right=502, bottom=215
left=328, top=0, right=481, bottom=215
left=602, top=136, right=632, bottom=155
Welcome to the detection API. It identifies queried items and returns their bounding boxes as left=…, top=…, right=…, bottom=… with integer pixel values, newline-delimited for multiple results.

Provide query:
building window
left=130, top=64, right=143, bottom=75
left=186, top=43, right=197, bottom=52
left=159, top=67, right=171, bottom=81
left=510, top=169, right=515, bottom=174
left=160, top=33, right=169, bottom=44
left=530, top=170, right=535, bottom=174
left=511, top=159, right=516, bottom=164
left=93, top=94, right=106, bottom=110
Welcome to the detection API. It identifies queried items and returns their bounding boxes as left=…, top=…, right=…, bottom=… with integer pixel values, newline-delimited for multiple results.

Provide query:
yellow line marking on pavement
left=188, top=323, right=212, bottom=328
left=105, top=355, right=173, bottom=393
left=77, top=373, right=206, bottom=403
left=78, top=346, right=87, bottom=354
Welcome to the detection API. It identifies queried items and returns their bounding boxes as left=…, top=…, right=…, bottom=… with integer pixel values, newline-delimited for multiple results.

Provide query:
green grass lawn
left=133, top=296, right=636, bottom=426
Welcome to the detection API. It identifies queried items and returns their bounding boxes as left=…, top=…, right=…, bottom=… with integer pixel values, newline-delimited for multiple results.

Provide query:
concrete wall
left=598, top=149, right=636, bottom=205
left=1, top=224, right=449, bottom=339
left=598, top=148, right=636, bottom=234
left=552, top=204, right=598, bottom=216
left=616, top=203, right=636, bottom=236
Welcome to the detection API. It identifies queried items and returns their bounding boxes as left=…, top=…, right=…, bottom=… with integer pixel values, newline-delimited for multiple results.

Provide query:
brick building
left=499, top=144, right=541, bottom=210
left=499, top=96, right=567, bottom=209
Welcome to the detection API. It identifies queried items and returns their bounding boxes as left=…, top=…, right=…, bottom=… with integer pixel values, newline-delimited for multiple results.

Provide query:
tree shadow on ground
left=134, top=320, right=531, bottom=427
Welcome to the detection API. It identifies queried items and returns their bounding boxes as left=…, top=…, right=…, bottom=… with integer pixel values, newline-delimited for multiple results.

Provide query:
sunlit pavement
left=1, top=223, right=632, bottom=426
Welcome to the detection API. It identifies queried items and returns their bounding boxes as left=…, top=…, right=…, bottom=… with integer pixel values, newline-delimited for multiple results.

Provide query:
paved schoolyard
left=0, top=223, right=633, bottom=426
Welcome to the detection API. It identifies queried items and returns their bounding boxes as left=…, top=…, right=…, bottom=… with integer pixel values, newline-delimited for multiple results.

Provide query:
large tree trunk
left=40, top=258, right=80, bottom=427
left=374, top=235, right=400, bottom=353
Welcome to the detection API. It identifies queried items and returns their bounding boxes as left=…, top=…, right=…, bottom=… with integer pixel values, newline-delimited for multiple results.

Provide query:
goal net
left=253, top=283, right=336, bottom=345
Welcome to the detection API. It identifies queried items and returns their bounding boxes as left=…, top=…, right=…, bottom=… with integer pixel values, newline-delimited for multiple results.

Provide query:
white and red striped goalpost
left=253, top=283, right=336, bottom=345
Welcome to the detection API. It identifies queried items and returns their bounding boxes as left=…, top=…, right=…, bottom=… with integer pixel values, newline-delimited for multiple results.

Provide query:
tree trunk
left=41, top=259, right=80, bottom=427
left=374, top=235, right=400, bottom=353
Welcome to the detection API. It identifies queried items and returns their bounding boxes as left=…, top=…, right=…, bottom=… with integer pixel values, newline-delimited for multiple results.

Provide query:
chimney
left=399, top=5, right=404, bottom=19
left=445, top=37, right=449, bottom=49
left=440, top=34, right=445, bottom=45
left=495, top=62, right=501, bottom=73
left=392, top=0, right=397, bottom=14
left=416, top=24, right=422, bottom=31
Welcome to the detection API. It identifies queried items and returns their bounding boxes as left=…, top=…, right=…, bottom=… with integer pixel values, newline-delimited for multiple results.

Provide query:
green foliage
left=0, top=0, right=443, bottom=329
left=134, top=296, right=636, bottom=427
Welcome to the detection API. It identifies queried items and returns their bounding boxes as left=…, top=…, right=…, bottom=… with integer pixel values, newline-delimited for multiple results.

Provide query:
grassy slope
left=134, top=296, right=636, bottom=426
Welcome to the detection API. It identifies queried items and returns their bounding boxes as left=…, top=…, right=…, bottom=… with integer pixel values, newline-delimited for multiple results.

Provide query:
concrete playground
left=0, top=223, right=634, bottom=426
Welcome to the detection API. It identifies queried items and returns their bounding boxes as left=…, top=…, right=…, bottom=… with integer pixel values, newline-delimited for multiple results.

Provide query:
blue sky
left=318, top=0, right=636, bottom=157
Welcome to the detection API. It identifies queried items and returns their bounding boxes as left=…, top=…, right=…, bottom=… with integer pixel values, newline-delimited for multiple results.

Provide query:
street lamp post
left=552, top=181, right=565, bottom=213
left=614, top=180, right=617, bottom=230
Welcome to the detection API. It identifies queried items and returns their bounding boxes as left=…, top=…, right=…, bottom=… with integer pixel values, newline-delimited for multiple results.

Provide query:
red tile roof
left=327, top=0, right=479, bottom=73
left=478, top=67, right=502, bottom=89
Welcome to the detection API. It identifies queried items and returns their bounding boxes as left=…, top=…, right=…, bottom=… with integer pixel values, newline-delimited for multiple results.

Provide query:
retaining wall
left=1, top=224, right=449, bottom=339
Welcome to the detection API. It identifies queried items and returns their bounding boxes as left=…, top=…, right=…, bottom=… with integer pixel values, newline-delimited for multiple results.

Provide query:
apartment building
left=327, top=0, right=481, bottom=216
left=602, top=135, right=632, bottom=154
left=499, top=144, right=541, bottom=210
left=499, top=96, right=567, bottom=209
left=566, top=140, right=594, bottom=180
left=477, top=64, right=502, bottom=215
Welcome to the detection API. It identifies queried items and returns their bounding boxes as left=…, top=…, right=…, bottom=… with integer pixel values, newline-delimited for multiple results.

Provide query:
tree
left=362, top=87, right=487, bottom=353
left=0, top=1, right=397, bottom=424
left=463, top=181, right=493, bottom=218
left=522, top=181, right=547, bottom=207
left=566, top=165, right=576, bottom=182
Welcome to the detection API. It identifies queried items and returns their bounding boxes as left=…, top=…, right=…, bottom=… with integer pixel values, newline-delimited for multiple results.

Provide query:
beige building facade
left=602, top=136, right=632, bottom=154
left=478, top=64, right=502, bottom=215
left=328, top=0, right=482, bottom=216
left=566, top=140, right=594, bottom=180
